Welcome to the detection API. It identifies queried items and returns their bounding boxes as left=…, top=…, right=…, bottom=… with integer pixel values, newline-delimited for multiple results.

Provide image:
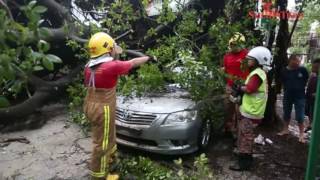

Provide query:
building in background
left=145, top=0, right=193, bottom=16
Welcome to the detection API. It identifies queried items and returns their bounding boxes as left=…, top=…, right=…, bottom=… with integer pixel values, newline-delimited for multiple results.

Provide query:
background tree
left=263, top=0, right=320, bottom=126
left=290, top=0, right=320, bottom=60
left=262, top=0, right=290, bottom=126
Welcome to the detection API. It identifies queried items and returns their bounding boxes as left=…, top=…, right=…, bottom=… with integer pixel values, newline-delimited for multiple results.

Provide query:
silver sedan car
left=115, top=85, right=218, bottom=155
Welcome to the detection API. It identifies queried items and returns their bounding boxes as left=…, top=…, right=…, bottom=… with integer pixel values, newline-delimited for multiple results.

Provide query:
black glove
left=230, top=84, right=243, bottom=105
left=231, top=84, right=242, bottom=96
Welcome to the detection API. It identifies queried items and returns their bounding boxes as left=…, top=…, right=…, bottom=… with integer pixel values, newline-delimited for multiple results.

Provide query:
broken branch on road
left=0, top=137, right=30, bottom=144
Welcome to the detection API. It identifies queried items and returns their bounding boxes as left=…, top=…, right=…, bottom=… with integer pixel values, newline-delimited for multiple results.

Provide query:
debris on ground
left=254, top=134, right=274, bottom=145
left=0, top=136, right=30, bottom=145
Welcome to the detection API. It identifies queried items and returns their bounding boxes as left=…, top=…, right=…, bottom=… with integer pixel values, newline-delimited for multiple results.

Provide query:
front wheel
left=198, top=119, right=212, bottom=150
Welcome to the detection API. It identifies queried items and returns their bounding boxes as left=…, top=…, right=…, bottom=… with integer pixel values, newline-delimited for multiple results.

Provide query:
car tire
left=198, top=119, right=212, bottom=150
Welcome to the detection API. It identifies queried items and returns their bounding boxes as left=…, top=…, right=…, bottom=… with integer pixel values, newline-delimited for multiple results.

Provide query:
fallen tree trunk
left=0, top=48, right=143, bottom=123
left=0, top=65, right=82, bottom=124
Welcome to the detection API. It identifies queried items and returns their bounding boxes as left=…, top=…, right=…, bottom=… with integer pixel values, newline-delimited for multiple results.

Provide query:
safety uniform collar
left=86, top=55, right=114, bottom=68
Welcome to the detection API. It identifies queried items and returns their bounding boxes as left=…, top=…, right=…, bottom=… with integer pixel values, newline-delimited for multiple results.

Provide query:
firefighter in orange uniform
left=83, top=32, right=151, bottom=180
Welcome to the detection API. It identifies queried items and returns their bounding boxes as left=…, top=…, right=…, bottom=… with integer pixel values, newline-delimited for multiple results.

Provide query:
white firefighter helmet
left=247, top=46, right=273, bottom=71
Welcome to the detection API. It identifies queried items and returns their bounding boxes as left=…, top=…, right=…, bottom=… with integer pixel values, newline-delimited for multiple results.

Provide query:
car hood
left=117, top=90, right=195, bottom=113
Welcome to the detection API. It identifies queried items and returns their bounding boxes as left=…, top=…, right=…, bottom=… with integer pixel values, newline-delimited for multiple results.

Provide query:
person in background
left=305, top=58, right=320, bottom=131
left=278, top=54, right=309, bottom=143
left=229, top=46, right=272, bottom=171
left=223, top=32, right=249, bottom=136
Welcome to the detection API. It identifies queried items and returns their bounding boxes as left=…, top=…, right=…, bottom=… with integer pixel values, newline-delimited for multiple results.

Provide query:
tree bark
left=0, top=65, right=82, bottom=124
left=38, top=0, right=73, bottom=21
left=263, top=0, right=289, bottom=126
left=43, top=27, right=88, bottom=43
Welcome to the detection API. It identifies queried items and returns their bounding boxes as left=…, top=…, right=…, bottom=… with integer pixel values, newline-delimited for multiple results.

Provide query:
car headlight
left=163, top=110, right=197, bottom=125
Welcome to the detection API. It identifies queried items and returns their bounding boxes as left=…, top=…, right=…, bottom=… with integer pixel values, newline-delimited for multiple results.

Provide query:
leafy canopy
left=0, top=1, right=63, bottom=107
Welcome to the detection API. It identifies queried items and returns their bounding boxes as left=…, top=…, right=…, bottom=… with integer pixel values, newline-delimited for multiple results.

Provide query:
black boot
left=242, top=153, right=253, bottom=170
left=229, top=153, right=253, bottom=171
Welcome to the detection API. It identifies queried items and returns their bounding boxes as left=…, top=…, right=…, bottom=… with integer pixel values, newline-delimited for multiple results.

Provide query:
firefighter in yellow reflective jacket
left=83, top=32, right=151, bottom=180
left=229, top=46, right=272, bottom=171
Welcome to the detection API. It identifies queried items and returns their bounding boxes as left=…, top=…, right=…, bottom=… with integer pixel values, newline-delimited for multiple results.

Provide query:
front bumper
left=115, top=119, right=201, bottom=155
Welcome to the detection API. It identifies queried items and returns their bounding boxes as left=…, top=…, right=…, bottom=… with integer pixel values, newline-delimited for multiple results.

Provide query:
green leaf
left=30, top=51, right=43, bottom=62
left=3, top=66, right=15, bottom=80
left=28, top=1, right=37, bottom=9
left=33, top=65, right=44, bottom=71
left=33, top=6, right=47, bottom=14
left=42, top=58, right=54, bottom=71
left=37, top=40, right=50, bottom=52
left=11, top=81, right=22, bottom=93
left=46, top=54, right=62, bottom=63
left=31, top=51, right=43, bottom=59
left=0, top=54, right=10, bottom=66
left=0, top=96, right=10, bottom=108
left=0, top=66, right=4, bottom=82
left=37, top=19, right=45, bottom=26
left=12, top=22, right=26, bottom=31
left=39, top=27, right=51, bottom=38
left=177, top=170, right=184, bottom=177
left=5, top=31, right=20, bottom=43
left=173, top=158, right=183, bottom=165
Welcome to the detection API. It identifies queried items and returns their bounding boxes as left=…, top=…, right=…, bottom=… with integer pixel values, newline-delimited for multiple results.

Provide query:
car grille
left=116, top=109, right=157, bottom=125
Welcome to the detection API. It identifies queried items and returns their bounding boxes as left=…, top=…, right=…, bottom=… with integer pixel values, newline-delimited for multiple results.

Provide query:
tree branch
left=125, top=50, right=146, bottom=57
left=41, top=26, right=88, bottom=43
left=287, top=0, right=306, bottom=47
left=38, top=0, right=72, bottom=21
left=0, top=64, right=83, bottom=122
left=37, top=0, right=91, bottom=43
left=0, top=0, right=13, bottom=19
left=140, top=24, right=171, bottom=47
left=115, top=29, right=134, bottom=41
